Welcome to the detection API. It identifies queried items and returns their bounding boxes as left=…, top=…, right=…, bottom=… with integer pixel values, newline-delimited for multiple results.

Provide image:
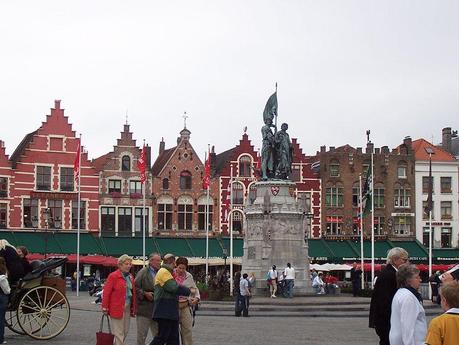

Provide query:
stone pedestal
left=242, top=180, right=311, bottom=295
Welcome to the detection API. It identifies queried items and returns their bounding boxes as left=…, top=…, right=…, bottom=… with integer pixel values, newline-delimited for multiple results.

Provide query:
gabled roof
left=412, top=139, right=456, bottom=162
left=92, top=153, right=111, bottom=172
left=214, top=147, right=236, bottom=175
left=9, top=130, right=38, bottom=168
left=151, top=147, right=176, bottom=176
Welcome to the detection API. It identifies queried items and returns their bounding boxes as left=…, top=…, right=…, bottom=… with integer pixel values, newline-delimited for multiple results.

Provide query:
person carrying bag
left=96, top=314, right=114, bottom=345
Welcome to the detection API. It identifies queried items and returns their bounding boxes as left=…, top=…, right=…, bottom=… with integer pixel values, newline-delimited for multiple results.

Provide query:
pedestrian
left=325, top=273, right=338, bottom=295
left=310, top=268, right=318, bottom=283
left=150, top=254, right=190, bottom=345
left=350, top=262, right=362, bottom=297
left=389, top=264, right=426, bottom=345
left=0, top=240, right=24, bottom=284
left=425, top=281, right=459, bottom=345
left=369, top=247, right=409, bottom=345
left=174, top=257, right=200, bottom=345
left=268, top=265, right=278, bottom=298
left=0, top=257, right=11, bottom=345
left=238, top=273, right=251, bottom=317
left=135, top=253, right=161, bottom=345
left=283, top=263, right=295, bottom=298
left=428, top=271, right=441, bottom=303
left=102, top=254, right=137, bottom=345
left=277, top=269, right=285, bottom=297
left=312, top=272, right=325, bottom=294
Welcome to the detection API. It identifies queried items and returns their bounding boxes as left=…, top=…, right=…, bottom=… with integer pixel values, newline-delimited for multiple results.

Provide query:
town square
left=1, top=1, right=459, bottom=344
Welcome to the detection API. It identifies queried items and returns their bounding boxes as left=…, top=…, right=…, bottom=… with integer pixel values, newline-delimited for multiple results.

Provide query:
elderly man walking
left=135, top=253, right=161, bottom=345
left=369, top=247, right=409, bottom=345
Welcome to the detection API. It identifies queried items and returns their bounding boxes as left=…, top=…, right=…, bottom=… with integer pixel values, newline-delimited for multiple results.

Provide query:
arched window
left=177, top=195, right=193, bottom=230
left=180, top=171, right=192, bottom=190
left=231, top=211, right=243, bottom=233
left=162, top=178, right=169, bottom=190
left=248, top=184, right=257, bottom=204
left=232, top=182, right=244, bottom=205
left=238, top=155, right=252, bottom=177
left=122, top=155, right=131, bottom=171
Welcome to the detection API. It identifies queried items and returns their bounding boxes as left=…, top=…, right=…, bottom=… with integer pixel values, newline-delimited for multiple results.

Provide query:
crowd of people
left=369, top=247, right=459, bottom=345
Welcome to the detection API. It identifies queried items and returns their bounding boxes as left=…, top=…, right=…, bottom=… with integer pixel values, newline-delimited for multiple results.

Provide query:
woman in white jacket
left=389, top=264, right=427, bottom=345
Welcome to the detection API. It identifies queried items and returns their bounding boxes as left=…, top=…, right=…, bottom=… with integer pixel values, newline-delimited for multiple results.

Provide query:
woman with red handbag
left=102, top=254, right=137, bottom=345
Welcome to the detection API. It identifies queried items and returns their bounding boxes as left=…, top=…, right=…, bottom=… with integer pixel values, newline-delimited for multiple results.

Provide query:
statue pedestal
left=242, top=180, right=311, bottom=296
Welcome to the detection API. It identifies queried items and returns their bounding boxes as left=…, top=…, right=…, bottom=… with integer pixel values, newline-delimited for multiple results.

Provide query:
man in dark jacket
left=369, top=247, right=409, bottom=345
left=150, top=254, right=190, bottom=345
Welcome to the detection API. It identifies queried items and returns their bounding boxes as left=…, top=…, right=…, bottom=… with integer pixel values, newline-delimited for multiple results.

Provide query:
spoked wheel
left=17, top=286, right=70, bottom=340
left=5, top=309, right=25, bottom=335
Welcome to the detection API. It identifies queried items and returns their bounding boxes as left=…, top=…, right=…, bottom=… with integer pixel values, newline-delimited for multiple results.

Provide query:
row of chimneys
left=442, top=127, right=458, bottom=153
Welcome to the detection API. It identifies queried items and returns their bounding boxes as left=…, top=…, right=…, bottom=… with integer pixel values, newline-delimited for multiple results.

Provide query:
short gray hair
left=118, top=254, right=133, bottom=266
left=386, top=247, right=408, bottom=264
left=396, top=264, right=419, bottom=288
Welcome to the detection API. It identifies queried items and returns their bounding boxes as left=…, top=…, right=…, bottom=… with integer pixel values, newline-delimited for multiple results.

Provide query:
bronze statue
left=274, top=123, right=293, bottom=179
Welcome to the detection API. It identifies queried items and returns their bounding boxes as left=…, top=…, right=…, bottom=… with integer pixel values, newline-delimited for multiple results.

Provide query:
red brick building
left=150, top=126, right=219, bottom=236
left=92, top=124, right=152, bottom=237
left=0, top=141, right=12, bottom=228
left=2, top=100, right=99, bottom=233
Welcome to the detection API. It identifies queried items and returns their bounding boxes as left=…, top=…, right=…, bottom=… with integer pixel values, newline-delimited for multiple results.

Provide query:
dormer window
left=122, top=155, right=131, bottom=171
left=180, top=171, right=192, bottom=190
left=238, top=155, right=252, bottom=177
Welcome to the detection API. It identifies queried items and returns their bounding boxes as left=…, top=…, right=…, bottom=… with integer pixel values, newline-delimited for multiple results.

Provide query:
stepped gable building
left=413, top=138, right=458, bottom=248
left=0, top=141, right=12, bottom=228
left=317, top=137, right=416, bottom=239
left=3, top=100, right=99, bottom=232
left=151, top=126, right=219, bottom=236
left=215, top=131, right=321, bottom=238
left=92, top=124, right=152, bottom=237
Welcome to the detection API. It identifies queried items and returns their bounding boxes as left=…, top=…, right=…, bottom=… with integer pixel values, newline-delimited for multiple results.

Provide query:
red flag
left=202, top=153, right=211, bottom=189
left=138, top=145, right=146, bottom=183
left=73, top=141, right=81, bottom=182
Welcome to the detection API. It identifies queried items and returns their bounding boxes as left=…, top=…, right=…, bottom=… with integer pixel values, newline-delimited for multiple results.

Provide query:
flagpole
left=229, top=164, right=234, bottom=297
left=428, top=151, right=433, bottom=300
left=76, top=134, right=82, bottom=297
left=142, top=140, right=146, bottom=267
left=205, top=150, right=209, bottom=282
left=371, top=146, right=375, bottom=288
left=359, top=174, right=364, bottom=290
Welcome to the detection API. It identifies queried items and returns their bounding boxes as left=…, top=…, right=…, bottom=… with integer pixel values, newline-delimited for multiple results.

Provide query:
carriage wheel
left=5, top=310, right=25, bottom=335
left=17, top=286, right=70, bottom=340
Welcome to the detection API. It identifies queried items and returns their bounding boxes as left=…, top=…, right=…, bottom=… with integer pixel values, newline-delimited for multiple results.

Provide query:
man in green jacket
left=150, top=254, right=190, bottom=345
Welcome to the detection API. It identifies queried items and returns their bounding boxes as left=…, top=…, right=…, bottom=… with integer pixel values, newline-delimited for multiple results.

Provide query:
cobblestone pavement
left=3, top=292, right=438, bottom=345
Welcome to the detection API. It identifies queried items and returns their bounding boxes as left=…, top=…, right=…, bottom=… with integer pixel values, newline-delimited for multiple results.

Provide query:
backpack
left=266, top=271, right=271, bottom=281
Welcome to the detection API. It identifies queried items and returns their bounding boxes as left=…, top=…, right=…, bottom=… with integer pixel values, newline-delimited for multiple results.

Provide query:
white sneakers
left=271, top=294, right=277, bottom=298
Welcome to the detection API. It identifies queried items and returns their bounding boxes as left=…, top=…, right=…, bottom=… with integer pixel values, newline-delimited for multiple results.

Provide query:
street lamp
left=222, top=247, right=228, bottom=270
left=43, top=207, right=51, bottom=259
left=424, top=146, right=434, bottom=300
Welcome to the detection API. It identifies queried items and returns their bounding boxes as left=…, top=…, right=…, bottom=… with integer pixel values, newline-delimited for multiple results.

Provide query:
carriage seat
left=22, top=260, right=46, bottom=281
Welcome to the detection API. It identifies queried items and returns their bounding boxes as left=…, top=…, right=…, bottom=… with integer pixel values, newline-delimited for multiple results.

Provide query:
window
left=101, top=207, right=115, bottom=233
left=374, top=217, right=385, bottom=236
left=352, top=217, right=360, bottom=234
left=330, top=163, right=340, bottom=177
left=422, top=176, right=433, bottom=194
left=325, top=187, right=344, bottom=207
left=291, top=166, right=301, bottom=182
left=393, top=216, right=411, bottom=235
left=0, top=177, right=7, bottom=197
left=441, top=201, right=452, bottom=220
left=423, top=228, right=433, bottom=248
left=118, top=207, right=132, bottom=235
left=198, top=205, right=213, bottom=231
left=162, top=178, right=169, bottom=190
left=121, top=155, right=131, bottom=171
left=23, top=199, right=38, bottom=228
left=180, top=171, right=192, bottom=190
left=238, top=155, right=252, bottom=177
left=232, top=211, right=243, bottom=233
left=60, top=167, right=74, bottom=191
left=178, top=204, right=193, bottom=231
left=248, top=184, right=257, bottom=205
left=0, top=204, right=6, bottom=228
left=49, top=137, right=63, bottom=151
left=423, top=201, right=434, bottom=220
left=108, top=179, right=121, bottom=193
left=441, top=177, right=452, bottom=194
left=441, top=227, right=452, bottom=248
left=72, top=201, right=86, bottom=229
left=394, top=187, right=410, bottom=208
left=48, top=200, right=62, bottom=229
left=129, top=181, right=143, bottom=195
left=232, top=182, right=244, bottom=205
left=397, top=165, right=407, bottom=179
left=36, top=166, right=51, bottom=190
left=374, top=188, right=385, bottom=208
left=158, top=203, right=172, bottom=230
left=135, top=208, right=149, bottom=233
left=325, top=216, right=342, bottom=235
left=352, top=186, right=360, bottom=207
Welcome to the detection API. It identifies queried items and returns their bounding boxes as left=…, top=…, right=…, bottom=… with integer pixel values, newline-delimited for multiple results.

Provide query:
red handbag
left=96, top=314, right=115, bottom=345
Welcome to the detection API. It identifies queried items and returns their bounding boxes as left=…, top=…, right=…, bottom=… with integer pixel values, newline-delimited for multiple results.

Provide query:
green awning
left=433, top=248, right=459, bottom=262
left=308, top=239, right=333, bottom=261
left=390, top=240, right=427, bottom=261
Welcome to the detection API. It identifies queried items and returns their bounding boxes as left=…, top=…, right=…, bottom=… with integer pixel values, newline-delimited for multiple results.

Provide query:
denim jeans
left=285, top=279, right=294, bottom=298
left=0, top=293, right=8, bottom=343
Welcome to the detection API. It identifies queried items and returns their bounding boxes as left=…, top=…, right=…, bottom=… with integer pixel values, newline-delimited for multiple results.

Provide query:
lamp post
left=424, top=146, right=434, bottom=300
left=43, top=207, right=51, bottom=259
left=222, top=247, right=228, bottom=271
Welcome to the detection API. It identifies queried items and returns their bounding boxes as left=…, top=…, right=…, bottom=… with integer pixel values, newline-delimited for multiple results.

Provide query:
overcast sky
left=1, top=1, right=458, bottom=161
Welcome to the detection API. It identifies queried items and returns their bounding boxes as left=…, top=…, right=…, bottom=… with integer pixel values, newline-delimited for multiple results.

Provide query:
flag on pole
left=424, top=156, right=433, bottom=214
left=362, top=164, right=372, bottom=215
left=73, top=140, right=81, bottom=182
left=202, top=152, right=211, bottom=190
left=138, top=145, right=146, bottom=183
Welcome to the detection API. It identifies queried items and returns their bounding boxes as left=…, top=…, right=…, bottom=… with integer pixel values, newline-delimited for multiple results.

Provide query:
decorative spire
left=182, top=111, right=188, bottom=129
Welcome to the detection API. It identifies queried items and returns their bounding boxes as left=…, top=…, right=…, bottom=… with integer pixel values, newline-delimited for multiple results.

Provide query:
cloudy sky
left=1, top=1, right=458, bottom=161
